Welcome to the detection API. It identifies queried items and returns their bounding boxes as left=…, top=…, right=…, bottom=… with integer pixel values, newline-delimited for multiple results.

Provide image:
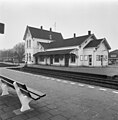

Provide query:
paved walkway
left=28, top=64, right=118, bottom=76
left=0, top=68, right=118, bottom=120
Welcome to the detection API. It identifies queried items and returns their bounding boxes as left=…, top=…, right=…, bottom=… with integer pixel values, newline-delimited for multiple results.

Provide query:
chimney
left=88, top=31, right=91, bottom=35
left=40, top=26, right=43, bottom=30
left=50, top=28, right=52, bottom=32
left=74, top=33, right=76, bottom=38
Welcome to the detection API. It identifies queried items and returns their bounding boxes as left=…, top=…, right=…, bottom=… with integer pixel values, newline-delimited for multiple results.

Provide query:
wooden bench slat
left=19, top=88, right=32, bottom=98
left=1, top=79, right=15, bottom=89
left=29, top=93, right=40, bottom=100
left=28, top=87, right=46, bottom=96
left=0, top=76, right=14, bottom=84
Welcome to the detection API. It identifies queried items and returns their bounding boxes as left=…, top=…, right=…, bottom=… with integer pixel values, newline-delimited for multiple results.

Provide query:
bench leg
left=13, top=82, right=32, bottom=112
left=0, top=80, right=9, bottom=96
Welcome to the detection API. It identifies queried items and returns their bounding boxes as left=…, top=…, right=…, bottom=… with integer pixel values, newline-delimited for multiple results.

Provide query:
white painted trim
left=46, top=46, right=79, bottom=51
left=33, top=38, right=53, bottom=43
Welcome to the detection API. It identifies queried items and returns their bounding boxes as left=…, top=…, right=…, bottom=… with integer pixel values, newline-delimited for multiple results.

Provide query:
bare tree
left=13, top=42, right=25, bottom=63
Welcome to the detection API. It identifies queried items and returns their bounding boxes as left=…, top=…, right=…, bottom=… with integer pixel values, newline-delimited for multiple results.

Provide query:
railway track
left=9, top=66, right=118, bottom=90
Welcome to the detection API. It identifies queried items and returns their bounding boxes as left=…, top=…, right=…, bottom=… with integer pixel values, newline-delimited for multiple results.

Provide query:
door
left=35, top=57, right=38, bottom=64
left=50, top=56, right=53, bottom=65
left=101, top=55, right=103, bottom=66
left=88, top=55, right=92, bottom=66
left=65, top=54, right=69, bottom=67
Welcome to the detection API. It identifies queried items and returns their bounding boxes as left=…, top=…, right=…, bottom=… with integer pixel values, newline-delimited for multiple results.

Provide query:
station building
left=109, top=49, right=118, bottom=64
left=23, top=26, right=111, bottom=67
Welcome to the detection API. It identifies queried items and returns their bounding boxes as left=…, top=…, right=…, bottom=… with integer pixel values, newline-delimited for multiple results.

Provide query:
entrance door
left=35, top=57, right=38, bottom=64
left=101, top=55, right=103, bottom=66
left=88, top=55, right=92, bottom=66
left=65, top=54, right=69, bottom=67
left=50, top=56, right=53, bottom=65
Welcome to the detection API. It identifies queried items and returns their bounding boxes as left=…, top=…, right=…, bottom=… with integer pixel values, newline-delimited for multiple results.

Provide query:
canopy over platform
left=33, top=49, right=75, bottom=57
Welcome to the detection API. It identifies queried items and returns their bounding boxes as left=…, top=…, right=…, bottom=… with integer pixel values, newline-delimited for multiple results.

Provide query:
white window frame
left=80, top=55, right=83, bottom=61
left=84, top=55, right=88, bottom=61
left=70, top=54, right=76, bottom=63
left=54, top=55, right=59, bottom=63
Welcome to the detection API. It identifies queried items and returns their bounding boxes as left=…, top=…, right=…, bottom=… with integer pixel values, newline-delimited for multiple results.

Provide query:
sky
left=0, top=0, right=118, bottom=51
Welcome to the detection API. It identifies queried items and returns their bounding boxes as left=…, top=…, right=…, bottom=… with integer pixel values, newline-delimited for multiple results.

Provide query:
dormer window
left=37, top=42, right=40, bottom=46
left=49, top=35, right=52, bottom=40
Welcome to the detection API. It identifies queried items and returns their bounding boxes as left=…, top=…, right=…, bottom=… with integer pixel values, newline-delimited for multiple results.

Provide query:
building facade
left=23, top=26, right=111, bottom=67
left=109, top=50, right=118, bottom=64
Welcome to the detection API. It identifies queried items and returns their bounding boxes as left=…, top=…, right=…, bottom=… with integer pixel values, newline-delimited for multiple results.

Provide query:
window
left=27, top=53, right=28, bottom=61
left=29, top=53, right=31, bottom=61
left=54, top=55, right=59, bottom=62
left=27, top=40, right=28, bottom=48
left=80, top=55, right=83, bottom=61
left=37, top=42, right=40, bottom=46
left=96, top=55, right=101, bottom=61
left=29, top=40, right=31, bottom=48
left=49, top=35, right=52, bottom=39
left=70, top=54, right=76, bottom=63
left=111, top=54, right=117, bottom=58
left=40, top=56, right=44, bottom=62
left=84, top=55, right=88, bottom=61
left=104, top=55, right=107, bottom=61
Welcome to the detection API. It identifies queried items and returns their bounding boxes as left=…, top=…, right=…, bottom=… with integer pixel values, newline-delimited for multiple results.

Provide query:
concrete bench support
left=13, top=82, right=32, bottom=112
left=0, top=75, right=46, bottom=115
left=0, top=79, right=9, bottom=96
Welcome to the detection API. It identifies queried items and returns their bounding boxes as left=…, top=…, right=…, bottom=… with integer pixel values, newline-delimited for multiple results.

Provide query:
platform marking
left=40, top=76, right=46, bottom=79
left=112, top=91, right=118, bottom=94
left=56, top=79, right=61, bottom=82
left=61, top=80, right=68, bottom=83
left=78, top=83, right=85, bottom=87
left=70, top=82, right=76, bottom=85
left=99, top=88, right=107, bottom=91
left=87, top=85, right=95, bottom=89
left=50, top=78, right=55, bottom=81
left=45, top=77, right=50, bottom=79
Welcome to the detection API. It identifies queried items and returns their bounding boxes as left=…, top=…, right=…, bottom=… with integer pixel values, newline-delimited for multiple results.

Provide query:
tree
left=0, top=49, right=14, bottom=62
left=13, top=42, right=25, bottom=63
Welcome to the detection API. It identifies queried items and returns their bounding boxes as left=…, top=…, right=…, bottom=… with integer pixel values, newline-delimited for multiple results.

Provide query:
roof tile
left=25, top=26, right=63, bottom=41
left=41, top=34, right=91, bottom=49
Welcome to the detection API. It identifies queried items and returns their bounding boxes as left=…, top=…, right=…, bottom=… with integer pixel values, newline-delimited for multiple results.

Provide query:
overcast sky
left=0, top=0, right=118, bottom=50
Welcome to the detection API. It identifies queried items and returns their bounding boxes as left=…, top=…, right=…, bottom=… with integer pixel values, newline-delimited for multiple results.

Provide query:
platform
left=28, top=64, right=118, bottom=77
left=0, top=68, right=118, bottom=120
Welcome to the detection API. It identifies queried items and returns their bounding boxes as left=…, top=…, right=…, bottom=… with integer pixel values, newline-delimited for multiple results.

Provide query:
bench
left=0, top=75, right=46, bottom=114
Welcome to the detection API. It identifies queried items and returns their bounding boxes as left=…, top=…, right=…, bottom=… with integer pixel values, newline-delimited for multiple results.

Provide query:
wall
left=76, top=36, right=94, bottom=66
left=83, top=48, right=94, bottom=66
left=25, top=29, right=34, bottom=64
left=25, top=29, right=52, bottom=64
left=94, top=43, right=108, bottom=66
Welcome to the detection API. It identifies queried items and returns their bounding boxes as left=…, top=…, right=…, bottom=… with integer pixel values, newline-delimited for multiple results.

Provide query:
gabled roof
left=109, top=49, right=118, bottom=54
left=41, top=34, right=92, bottom=49
left=33, top=49, right=74, bottom=57
left=84, top=39, right=103, bottom=48
left=23, top=26, right=63, bottom=41
left=84, top=38, right=111, bottom=50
